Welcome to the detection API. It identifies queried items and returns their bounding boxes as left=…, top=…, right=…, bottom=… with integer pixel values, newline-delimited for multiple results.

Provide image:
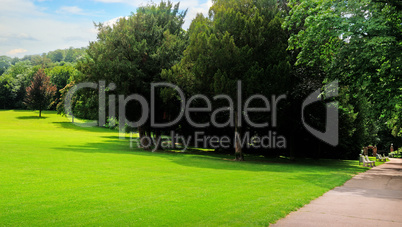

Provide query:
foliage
left=0, top=47, right=86, bottom=110
left=104, top=116, right=119, bottom=129
left=284, top=0, right=402, bottom=130
left=0, top=74, right=15, bottom=109
left=0, top=56, right=12, bottom=75
left=46, top=64, right=80, bottom=109
left=24, top=54, right=53, bottom=68
left=77, top=0, right=188, bottom=148
left=0, top=61, right=38, bottom=109
left=56, top=74, right=99, bottom=121
left=284, top=0, right=401, bottom=156
left=336, top=88, right=379, bottom=158
left=20, top=48, right=87, bottom=65
left=162, top=0, right=291, bottom=160
left=24, top=69, right=57, bottom=117
left=47, top=49, right=64, bottom=62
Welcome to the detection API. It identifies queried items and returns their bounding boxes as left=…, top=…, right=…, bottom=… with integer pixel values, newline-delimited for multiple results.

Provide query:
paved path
left=271, top=158, right=402, bottom=227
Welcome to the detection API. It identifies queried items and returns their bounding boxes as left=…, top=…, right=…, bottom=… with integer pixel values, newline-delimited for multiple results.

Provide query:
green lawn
left=0, top=110, right=379, bottom=226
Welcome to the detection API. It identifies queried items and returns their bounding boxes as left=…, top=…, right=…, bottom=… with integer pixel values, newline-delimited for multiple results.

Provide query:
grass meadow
left=0, top=110, right=378, bottom=226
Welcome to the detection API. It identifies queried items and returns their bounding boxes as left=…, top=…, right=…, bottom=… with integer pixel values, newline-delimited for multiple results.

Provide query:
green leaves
left=82, top=1, right=187, bottom=97
left=285, top=0, right=402, bottom=134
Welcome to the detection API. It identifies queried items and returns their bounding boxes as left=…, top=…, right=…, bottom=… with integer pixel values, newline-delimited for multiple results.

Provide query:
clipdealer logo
left=302, top=80, right=339, bottom=146
left=64, top=80, right=339, bottom=149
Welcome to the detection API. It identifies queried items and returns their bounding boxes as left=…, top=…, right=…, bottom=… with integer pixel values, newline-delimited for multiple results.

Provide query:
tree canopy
left=284, top=0, right=402, bottom=150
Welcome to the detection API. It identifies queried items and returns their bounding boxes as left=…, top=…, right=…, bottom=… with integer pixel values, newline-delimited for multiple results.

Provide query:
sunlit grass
left=0, top=110, right=376, bottom=226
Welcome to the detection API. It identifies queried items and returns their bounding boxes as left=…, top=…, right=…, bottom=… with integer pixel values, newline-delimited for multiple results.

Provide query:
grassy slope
left=0, top=110, right=378, bottom=226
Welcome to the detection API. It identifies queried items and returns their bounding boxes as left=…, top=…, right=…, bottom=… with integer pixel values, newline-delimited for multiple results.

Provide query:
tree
left=284, top=0, right=402, bottom=123
left=64, top=48, right=75, bottom=62
left=284, top=0, right=401, bottom=155
left=163, top=0, right=290, bottom=160
left=24, top=69, right=56, bottom=117
left=77, top=0, right=188, bottom=150
left=46, top=64, right=79, bottom=109
left=26, top=54, right=53, bottom=68
left=0, top=74, right=15, bottom=109
left=0, top=56, right=12, bottom=75
left=48, top=49, right=64, bottom=62
left=1, top=60, right=36, bottom=109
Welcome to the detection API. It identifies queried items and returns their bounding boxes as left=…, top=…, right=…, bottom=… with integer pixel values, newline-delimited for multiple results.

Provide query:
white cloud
left=7, top=48, right=28, bottom=55
left=179, top=0, right=212, bottom=29
left=17, top=33, right=35, bottom=39
left=0, top=33, right=37, bottom=42
left=57, top=6, right=85, bottom=15
left=0, top=0, right=97, bottom=57
left=0, top=0, right=45, bottom=16
left=92, top=0, right=141, bottom=7
left=103, top=16, right=128, bottom=27
left=0, top=0, right=214, bottom=57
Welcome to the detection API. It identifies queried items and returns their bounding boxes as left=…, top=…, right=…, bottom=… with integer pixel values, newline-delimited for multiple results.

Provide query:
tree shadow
left=54, top=134, right=366, bottom=176
left=17, top=116, right=48, bottom=120
left=52, top=122, right=116, bottom=133
left=49, top=121, right=367, bottom=175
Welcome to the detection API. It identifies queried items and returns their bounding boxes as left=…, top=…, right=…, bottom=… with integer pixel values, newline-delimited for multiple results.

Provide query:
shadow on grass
left=54, top=134, right=365, bottom=176
left=17, top=116, right=48, bottom=120
left=52, top=122, right=115, bottom=134
left=50, top=130, right=400, bottom=203
left=51, top=122, right=366, bottom=176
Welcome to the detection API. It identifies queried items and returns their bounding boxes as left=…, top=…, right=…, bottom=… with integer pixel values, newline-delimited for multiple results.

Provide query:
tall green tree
left=46, top=64, right=79, bottom=108
left=163, top=0, right=291, bottom=160
left=284, top=0, right=401, bottom=153
left=284, top=0, right=402, bottom=124
left=77, top=0, right=188, bottom=149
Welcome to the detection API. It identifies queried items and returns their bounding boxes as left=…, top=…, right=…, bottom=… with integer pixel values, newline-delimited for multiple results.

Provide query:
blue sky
left=0, top=0, right=212, bottom=58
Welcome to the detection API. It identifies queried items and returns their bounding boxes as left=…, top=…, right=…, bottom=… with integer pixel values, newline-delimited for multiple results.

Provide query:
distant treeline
left=0, top=47, right=85, bottom=110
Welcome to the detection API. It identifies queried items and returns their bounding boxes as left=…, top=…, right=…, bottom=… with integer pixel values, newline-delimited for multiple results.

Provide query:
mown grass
left=0, top=110, right=378, bottom=226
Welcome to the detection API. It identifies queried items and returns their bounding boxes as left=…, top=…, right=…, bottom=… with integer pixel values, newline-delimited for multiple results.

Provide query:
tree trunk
left=153, top=129, right=163, bottom=151
left=39, top=107, right=42, bottom=118
left=142, top=128, right=152, bottom=151
left=314, top=141, right=322, bottom=159
left=171, top=132, right=176, bottom=149
left=234, top=110, right=244, bottom=161
left=138, top=126, right=146, bottom=148
left=289, top=129, right=295, bottom=160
